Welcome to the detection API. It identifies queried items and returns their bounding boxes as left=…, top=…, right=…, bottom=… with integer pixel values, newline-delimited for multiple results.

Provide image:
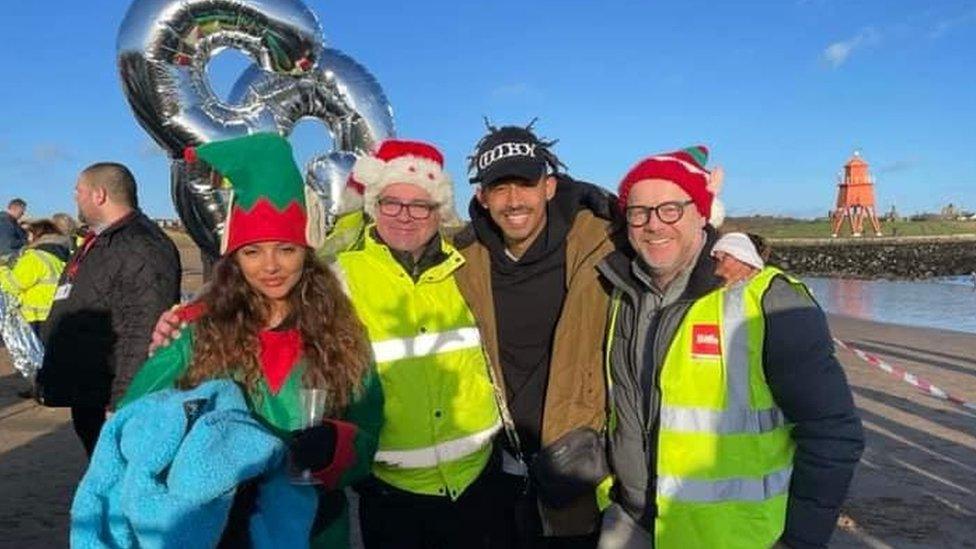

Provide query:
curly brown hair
left=179, top=251, right=370, bottom=410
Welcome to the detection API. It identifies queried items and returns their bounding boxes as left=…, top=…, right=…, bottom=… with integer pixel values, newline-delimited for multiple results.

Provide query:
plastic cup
left=290, top=388, right=329, bottom=484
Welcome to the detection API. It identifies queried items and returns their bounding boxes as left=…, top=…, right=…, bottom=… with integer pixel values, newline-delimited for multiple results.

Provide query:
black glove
left=289, top=422, right=337, bottom=471
left=556, top=174, right=619, bottom=222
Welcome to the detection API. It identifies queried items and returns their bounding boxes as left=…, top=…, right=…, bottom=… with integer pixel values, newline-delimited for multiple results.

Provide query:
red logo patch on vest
left=691, top=324, right=722, bottom=358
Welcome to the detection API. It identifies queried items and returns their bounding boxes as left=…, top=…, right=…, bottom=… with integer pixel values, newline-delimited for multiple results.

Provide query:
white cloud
left=931, top=9, right=976, bottom=38
left=822, top=27, right=881, bottom=68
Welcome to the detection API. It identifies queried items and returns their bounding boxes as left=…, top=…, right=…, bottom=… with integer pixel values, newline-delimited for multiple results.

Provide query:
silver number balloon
left=228, top=47, right=395, bottom=221
left=119, top=0, right=394, bottom=255
left=117, top=0, right=323, bottom=152
left=229, top=48, right=395, bottom=154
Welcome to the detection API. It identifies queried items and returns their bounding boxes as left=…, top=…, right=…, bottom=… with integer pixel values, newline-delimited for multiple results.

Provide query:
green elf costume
left=121, top=133, right=383, bottom=548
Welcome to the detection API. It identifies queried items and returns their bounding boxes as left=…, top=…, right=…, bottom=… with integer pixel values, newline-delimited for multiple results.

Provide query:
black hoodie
left=469, top=175, right=615, bottom=456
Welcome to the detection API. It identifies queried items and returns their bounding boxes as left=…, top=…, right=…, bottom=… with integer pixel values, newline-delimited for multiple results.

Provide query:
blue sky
left=2, top=0, right=975, bottom=220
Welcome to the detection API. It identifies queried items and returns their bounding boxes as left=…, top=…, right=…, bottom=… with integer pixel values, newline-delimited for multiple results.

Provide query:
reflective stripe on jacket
left=606, top=266, right=801, bottom=548
left=0, top=248, right=66, bottom=322
left=336, top=231, right=500, bottom=499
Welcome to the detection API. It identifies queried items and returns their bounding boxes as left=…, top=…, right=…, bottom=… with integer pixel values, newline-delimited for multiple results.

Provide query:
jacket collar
left=93, top=210, right=139, bottom=238
left=363, top=225, right=463, bottom=283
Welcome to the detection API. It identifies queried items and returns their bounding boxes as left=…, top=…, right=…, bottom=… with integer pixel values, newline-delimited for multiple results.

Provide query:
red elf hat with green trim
left=184, top=133, right=311, bottom=255
left=616, top=145, right=725, bottom=227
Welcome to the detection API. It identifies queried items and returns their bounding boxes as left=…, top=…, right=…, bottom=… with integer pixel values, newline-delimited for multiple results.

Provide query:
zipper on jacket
left=643, top=302, right=693, bottom=449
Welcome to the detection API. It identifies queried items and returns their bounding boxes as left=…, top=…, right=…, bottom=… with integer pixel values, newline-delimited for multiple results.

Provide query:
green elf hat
left=184, top=133, right=323, bottom=255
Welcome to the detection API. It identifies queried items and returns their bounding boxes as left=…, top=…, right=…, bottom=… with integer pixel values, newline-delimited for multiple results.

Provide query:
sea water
left=803, top=276, right=976, bottom=334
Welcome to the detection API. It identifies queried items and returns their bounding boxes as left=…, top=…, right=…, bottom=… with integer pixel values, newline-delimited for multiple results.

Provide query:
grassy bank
left=723, top=218, right=976, bottom=239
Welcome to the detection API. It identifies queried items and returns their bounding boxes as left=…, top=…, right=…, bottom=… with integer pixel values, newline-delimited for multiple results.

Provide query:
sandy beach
left=1, top=240, right=974, bottom=547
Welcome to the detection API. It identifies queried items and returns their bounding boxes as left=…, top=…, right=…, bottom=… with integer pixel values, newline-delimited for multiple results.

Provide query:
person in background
left=711, top=231, right=765, bottom=284
left=0, top=219, right=70, bottom=336
left=51, top=212, right=81, bottom=252
left=36, top=162, right=182, bottom=458
left=0, top=198, right=28, bottom=259
left=119, top=133, right=382, bottom=547
left=0, top=219, right=70, bottom=399
left=598, top=146, right=864, bottom=549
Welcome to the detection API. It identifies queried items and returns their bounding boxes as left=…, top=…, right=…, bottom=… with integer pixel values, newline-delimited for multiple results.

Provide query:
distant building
left=884, top=205, right=899, bottom=222
left=940, top=203, right=960, bottom=219
left=153, top=218, right=184, bottom=230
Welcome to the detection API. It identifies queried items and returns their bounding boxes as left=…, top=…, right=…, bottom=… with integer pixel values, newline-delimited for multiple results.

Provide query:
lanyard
left=63, top=212, right=137, bottom=281
left=65, top=232, right=98, bottom=281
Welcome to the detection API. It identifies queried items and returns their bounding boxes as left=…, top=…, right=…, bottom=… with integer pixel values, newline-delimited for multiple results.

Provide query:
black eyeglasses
left=625, top=199, right=695, bottom=227
left=377, top=198, right=439, bottom=220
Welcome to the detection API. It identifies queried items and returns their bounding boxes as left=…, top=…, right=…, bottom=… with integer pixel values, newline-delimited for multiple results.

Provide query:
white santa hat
left=348, top=139, right=458, bottom=223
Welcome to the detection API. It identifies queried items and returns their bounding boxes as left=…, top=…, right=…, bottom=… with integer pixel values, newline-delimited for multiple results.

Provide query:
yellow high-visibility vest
left=606, top=267, right=804, bottom=548
left=0, top=248, right=65, bottom=322
left=335, top=230, right=500, bottom=499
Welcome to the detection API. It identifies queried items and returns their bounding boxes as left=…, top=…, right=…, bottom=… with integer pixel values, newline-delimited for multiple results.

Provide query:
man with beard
left=452, top=122, right=620, bottom=547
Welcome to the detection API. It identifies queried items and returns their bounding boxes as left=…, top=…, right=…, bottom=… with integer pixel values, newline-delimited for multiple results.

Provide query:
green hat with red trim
left=184, top=133, right=314, bottom=255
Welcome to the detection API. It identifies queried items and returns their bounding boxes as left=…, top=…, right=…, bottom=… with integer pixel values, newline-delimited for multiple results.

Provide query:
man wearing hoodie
left=452, top=123, right=620, bottom=547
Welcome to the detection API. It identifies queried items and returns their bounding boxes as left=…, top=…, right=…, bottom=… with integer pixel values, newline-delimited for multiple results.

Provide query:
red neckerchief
left=258, top=328, right=303, bottom=394
left=65, top=212, right=137, bottom=281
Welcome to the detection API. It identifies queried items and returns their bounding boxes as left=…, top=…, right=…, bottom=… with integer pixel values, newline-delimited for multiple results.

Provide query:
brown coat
left=453, top=209, right=618, bottom=536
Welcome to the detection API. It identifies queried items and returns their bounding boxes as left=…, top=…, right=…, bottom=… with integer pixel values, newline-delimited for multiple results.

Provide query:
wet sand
left=1, top=235, right=973, bottom=547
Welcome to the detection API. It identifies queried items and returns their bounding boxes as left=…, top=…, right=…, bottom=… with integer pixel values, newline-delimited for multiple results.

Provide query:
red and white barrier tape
left=833, top=338, right=976, bottom=412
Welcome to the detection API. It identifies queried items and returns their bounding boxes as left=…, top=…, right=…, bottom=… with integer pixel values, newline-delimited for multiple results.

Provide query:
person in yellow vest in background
left=0, top=219, right=70, bottom=336
left=596, top=147, right=864, bottom=549
left=339, top=139, right=503, bottom=548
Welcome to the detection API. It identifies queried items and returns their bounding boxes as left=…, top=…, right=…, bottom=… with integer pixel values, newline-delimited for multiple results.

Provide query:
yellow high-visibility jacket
left=0, top=245, right=66, bottom=323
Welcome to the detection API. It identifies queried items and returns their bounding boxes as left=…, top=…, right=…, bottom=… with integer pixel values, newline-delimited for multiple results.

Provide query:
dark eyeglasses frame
left=625, top=199, right=695, bottom=227
left=377, top=198, right=440, bottom=220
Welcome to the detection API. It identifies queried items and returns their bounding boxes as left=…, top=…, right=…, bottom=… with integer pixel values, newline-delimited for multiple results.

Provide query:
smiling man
left=453, top=123, right=620, bottom=547
left=337, top=139, right=504, bottom=549
left=596, top=147, right=864, bottom=549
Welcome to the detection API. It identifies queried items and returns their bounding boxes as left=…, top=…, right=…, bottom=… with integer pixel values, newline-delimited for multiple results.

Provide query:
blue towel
left=72, top=380, right=316, bottom=548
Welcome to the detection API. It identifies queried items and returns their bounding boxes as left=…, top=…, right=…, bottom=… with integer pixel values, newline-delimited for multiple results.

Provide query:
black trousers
left=71, top=406, right=106, bottom=458
left=494, top=473, right=599, bottom=549
left=358, top=468, right=505, bottom=549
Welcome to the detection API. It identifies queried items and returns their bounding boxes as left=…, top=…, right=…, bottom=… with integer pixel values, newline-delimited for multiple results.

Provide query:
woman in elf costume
left=121, top=133, right=383, bottom=548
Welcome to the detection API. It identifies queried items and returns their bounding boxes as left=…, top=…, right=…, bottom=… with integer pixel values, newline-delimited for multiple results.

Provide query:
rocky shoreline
left=768, top=234, right=976, bottom=279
